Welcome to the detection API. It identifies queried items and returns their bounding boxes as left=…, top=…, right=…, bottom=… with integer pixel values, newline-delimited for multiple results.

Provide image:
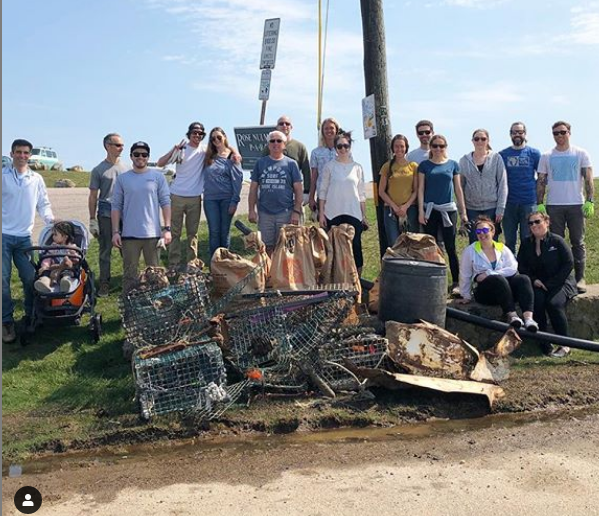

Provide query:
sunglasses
left=278, top=121, right=292, bottom=126
left=475, top=227, right=491, bottom=235
left=552, top=130, right=568, bottom=136
left=336, top=143, right=351, bottom=150
left=431, top=143, right=447, bottom=149
left=528, top=219, right=544, bottom=226
left=132, top=152, right=149, bottom=158
left=417, top=130, right=432, bottom=136
left=109, top=143, right=124, bottom=148
left=191, top=131, right=205, bottom=136
left=473, top=137, right=487, bottom=142
left=211, top=135, right=223, bottom=142
left=269, top=139, right=284, bottom=144
left=511, top=130, right=525, bottom=135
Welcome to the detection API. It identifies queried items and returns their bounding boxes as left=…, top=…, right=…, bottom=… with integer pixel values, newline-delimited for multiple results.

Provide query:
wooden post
left=360, top=0, right=391, bottom=257
left=260, top=100, right=267, bottom=125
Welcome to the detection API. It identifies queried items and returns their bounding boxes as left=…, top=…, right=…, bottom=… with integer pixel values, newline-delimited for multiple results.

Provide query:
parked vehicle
left=28, top=147, right=62, bottom=170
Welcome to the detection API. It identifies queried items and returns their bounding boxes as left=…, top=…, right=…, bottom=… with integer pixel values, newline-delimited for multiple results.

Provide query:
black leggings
left=424, top=210, right=459, bottom=283
left=473, top=274, right=534, bottom=314
left=533, top=287, right=569, bottom=336
left=326, top=214, right=363, bottom=269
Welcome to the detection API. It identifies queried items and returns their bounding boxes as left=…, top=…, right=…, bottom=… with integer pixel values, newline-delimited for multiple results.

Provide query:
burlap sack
left=309, top=226, right=331, bottom=284
left=210, top=248, right=264, bottom=297
left=269, top=225, right=317, bottom=290
left=243, top=231, right=271, bottom=290
left=321, top=223, right=362, bottom=302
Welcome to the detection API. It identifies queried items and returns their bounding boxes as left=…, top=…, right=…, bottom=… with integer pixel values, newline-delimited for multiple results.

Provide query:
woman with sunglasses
left=318, top=132, right=368, bottom=274
left=418, top=134, right=468, bottom=295
left=517, top=212, right=577, bottom=357
left=378, top=134, right=419, bottom=245
left=457, top=216, right=537, bottom=330
left=202, top=127, right=243, bottom=259
left=458, top=129, right=508, bottom=244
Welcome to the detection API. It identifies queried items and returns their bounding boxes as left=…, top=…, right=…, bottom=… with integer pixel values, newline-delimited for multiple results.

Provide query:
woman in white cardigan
left=457, top=216, right=538, bottom=330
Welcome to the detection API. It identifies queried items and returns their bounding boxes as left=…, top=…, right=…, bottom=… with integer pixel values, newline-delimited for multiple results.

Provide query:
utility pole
left=360, top=0, right=391, bottom=257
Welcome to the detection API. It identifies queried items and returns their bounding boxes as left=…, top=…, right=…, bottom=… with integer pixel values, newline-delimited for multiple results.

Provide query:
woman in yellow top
left=378, top=134, right=419, bottom=245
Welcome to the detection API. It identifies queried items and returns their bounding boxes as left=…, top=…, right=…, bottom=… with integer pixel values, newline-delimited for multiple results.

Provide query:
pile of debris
left=119, top=229, right=521, bottom=421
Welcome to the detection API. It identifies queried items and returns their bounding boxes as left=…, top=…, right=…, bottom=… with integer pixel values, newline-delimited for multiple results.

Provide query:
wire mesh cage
left=134, top=340, right=228, bottom=419
left=120, top=274, right=210, bottom=349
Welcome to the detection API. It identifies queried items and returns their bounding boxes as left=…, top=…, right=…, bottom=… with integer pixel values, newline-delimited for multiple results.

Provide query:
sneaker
left=541, top=342, right=554, bottom=356
left=60, top=277, right=73, bottom=293
left=34, top=278, right=53, bottom=293
left=507, top=313, right=523, bottom=329
left=98, top=283, right=110, bottom=297
left=576, top=279, right=587, bottom=294
left=550, top=346, right=571, bottom=358
left=2, top=323, right=16, bottom=343
left=450, top=283, right=461, bottom=298
left=524, top=318, right=539, bottom=333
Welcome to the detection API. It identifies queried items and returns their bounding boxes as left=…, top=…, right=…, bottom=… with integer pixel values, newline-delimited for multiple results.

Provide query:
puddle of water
left=3, top=406, right=597, bottom=478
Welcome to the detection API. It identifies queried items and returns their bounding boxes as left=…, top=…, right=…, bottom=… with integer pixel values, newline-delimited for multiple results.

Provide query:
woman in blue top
left=417, top=134, right=468, bottom=295
left=202, top=127, right=243, bottom=259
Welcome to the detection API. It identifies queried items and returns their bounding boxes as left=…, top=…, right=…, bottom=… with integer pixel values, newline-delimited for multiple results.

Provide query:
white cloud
left=557, top=3, right=599, bottom=45
left=442, top=0, right=511, bottom=8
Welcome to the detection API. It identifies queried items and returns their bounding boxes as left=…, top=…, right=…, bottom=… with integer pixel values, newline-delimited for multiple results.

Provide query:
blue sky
left=2, top=0, right=598, bottom=178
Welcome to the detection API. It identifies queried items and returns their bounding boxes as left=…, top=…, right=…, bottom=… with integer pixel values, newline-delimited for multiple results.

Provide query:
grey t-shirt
left=406, top=147, right=430, bottom=165
left=89, top=159, right=129, bottom=217
left=111, top=169, right=171, bottom=239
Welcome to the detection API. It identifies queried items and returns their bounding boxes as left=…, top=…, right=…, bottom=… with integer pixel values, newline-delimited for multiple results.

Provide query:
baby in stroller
left=34, top=221, right=81, bottom=294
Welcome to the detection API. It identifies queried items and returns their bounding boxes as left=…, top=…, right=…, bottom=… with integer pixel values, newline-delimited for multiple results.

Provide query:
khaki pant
left=169, top=194, right=202, bottom=267
left=122, top=238, right=159, bottom=292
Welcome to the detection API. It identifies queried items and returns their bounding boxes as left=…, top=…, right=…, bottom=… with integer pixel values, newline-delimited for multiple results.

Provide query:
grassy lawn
left=3, top=187, right=599, bottom=462
left=39, top=169, right=91, bottom=188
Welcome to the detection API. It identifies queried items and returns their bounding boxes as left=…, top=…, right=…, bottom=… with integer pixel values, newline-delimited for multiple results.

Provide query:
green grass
left=38, top=169, right=91, bottom=188
left=2, top=186, right=599, bottom=461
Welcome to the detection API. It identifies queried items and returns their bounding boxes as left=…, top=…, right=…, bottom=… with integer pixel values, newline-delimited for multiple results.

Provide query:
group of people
left=1, top=116, right=594, bottom=356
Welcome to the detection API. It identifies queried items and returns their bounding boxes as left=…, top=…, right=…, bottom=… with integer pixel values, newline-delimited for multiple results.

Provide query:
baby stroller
left=23, top=220, right=102, bottom=344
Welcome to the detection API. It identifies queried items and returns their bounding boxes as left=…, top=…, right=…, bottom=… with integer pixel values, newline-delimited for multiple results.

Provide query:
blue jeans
left=466, top=208, right=499, bottom=244
left=383, top=205, right=419, bottom=246
left=2, top=233, right=35, bottom=323
left=502, top=202, right=536, bottom=253
left=204, top=199, right=234, bottom=259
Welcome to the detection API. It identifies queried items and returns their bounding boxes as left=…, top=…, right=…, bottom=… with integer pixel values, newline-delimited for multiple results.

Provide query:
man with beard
left=406, top=120, right=434, bottom=164
left=499, top=122, right=541, bottom=252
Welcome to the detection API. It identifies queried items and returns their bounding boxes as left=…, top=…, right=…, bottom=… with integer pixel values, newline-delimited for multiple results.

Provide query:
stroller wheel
left=90, top=314, right=103, bottom=343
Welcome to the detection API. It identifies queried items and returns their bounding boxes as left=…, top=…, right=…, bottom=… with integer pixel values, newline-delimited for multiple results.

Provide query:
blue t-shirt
left=418, top=159, right=460, bottom=205
left=251, top=155, right=302, bottom=214
left=498, top=146, right=540, bottom=205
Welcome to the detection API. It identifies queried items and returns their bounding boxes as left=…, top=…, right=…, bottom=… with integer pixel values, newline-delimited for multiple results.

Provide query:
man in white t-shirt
left=157, top=122, right=207, bottom=268
left=537, top=120, right=594, bottom=292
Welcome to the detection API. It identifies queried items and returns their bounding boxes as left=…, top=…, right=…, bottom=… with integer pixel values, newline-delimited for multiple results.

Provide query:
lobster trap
left=120, top=274, right=210, bottom=350
left=134, top=340, right=235, bottom=419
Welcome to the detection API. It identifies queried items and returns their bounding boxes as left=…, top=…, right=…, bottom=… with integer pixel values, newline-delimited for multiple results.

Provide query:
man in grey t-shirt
left=406, top=119, right=434, bottom=165
left=88, top=133, right=128, bottom=296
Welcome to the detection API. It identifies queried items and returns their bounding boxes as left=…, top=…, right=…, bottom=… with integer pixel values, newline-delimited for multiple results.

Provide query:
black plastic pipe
left=446, top=306, right=599, bottom=353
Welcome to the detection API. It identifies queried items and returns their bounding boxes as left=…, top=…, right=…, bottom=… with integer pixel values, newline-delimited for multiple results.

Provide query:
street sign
left=259, top=69, right=272, bottom=101
left=234, top=125, right=277, bottom=170
left=259, top=18, right=280, bottom=69
left=362, top=94, right=377, bottom=139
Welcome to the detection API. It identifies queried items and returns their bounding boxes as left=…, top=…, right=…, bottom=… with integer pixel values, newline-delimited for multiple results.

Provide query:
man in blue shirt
left=499, top=122, right=541, bottom=252
left=2, top=139, right=55, bottom=342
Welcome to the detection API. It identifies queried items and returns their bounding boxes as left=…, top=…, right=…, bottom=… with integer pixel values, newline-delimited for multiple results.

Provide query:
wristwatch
left=162, top=226, right=171, bottom=232
left=293, top=209, right=302, bottom=215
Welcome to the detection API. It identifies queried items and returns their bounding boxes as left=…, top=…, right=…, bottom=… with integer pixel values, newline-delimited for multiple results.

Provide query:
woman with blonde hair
left=202, top=127, right=243, bottom=259
left=378, top=134, right=419, bottom=245
left=459, top=128, right=508, bottom=243
left=309, top=117, right=341, bottom=213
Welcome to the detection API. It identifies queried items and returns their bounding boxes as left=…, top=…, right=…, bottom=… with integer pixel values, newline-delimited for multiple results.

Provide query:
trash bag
left=210, top=248, right=264, bottom=297
left=269, top=225, right=318, bottom=290
left=321, top=223, right=362, bottom=302
left=243, top=230, right=271, bottom=290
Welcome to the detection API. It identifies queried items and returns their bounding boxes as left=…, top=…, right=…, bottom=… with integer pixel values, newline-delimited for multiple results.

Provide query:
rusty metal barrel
left=378, top=257, right=447, bottom=327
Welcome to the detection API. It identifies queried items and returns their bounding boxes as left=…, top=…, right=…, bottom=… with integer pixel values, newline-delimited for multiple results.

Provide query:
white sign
left=259, top=18, right=281, bottom=69
left=259, top=69, right=272, bottom=101
left=362, top=94, right=377, bottom=139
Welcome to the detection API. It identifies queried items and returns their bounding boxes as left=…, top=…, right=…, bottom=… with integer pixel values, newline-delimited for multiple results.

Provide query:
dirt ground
left=3, top=411, right=599, bottom=516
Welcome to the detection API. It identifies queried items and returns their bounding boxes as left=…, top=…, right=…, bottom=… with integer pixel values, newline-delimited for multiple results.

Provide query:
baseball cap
left=130, top=141, right=150, bottom=154
left=187, top=122, right=205, bottom=136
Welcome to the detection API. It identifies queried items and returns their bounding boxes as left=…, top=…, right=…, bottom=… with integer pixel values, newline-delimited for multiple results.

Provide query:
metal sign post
left=259, top=18, right=280, bottom=125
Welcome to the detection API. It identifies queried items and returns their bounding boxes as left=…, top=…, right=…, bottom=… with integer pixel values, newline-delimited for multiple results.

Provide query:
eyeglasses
left=417, top=130, right=432, bottom=136
left=552, top=130, right=568, bottom=136
left=473, top=137, right=487, bottom=142
left=431, top=143, right=447, bottom=149
left=511, top=130, right=525, bottom=135
left=277, top=121, right=292, bottom=126
left=191, top=131, right=205, bottom=136
left=528, top=219, right=543, bottom=226
left=336, top=143, right=351, bottom=150
left=132, top=152, right=149, bottom=158
left=109, top=143, right=124, bottom=148
left=269, top=139, right=284, bottom=144
left=211, top=135, right=223, bottom=142
left=475, top=227, right=491, bottom=235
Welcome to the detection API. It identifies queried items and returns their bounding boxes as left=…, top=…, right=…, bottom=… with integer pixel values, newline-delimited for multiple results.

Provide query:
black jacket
left=517, top=232, right=577, bottom=298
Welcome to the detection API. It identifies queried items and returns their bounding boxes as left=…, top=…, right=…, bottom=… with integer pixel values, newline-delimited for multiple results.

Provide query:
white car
left=28, top=147, right=62, bottom=170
